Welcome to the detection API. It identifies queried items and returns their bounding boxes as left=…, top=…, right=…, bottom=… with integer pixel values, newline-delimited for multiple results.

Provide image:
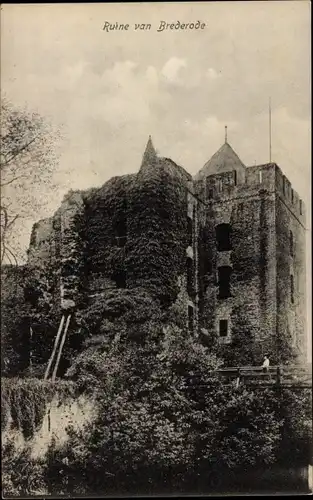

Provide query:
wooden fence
left=215, top=365, right=312, bottom=388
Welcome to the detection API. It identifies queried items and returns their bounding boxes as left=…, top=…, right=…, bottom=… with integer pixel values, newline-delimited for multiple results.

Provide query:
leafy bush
left=2, top=440, right=48, bottom=496
left=47, top=324, right=287, bottom=495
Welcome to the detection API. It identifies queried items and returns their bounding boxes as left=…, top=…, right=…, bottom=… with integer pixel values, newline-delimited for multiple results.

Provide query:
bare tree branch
left=1, top=174, right=27, bottom=187
left=4, top=244, right=19, bottom=267
left=0, top=97, right=61, bottom=265
left=0, top=134, right=41, bottom=171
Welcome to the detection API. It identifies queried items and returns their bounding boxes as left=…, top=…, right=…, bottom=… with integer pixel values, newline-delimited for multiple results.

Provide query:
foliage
left=1, top=265, right=31, bottom=375
left=277, top=387, right=312, bottom=465
left=45, top=320, right=286, bottom=495
left=2, top=439, right=47, bottom=497
left=0, top=97, right=61, bottom=264
left=126, top=158, right=189, bottom=305
left=1, top=377, right=76, bottom=440
left=84, top=174, right=134, bottom=274
left=218, top=305, right=259, bottom=366
left=83, top=157, right=191, bottom=308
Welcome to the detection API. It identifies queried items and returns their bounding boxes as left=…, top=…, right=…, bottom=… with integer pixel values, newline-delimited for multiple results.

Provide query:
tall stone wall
left=197, top=164, right=278, bottom=364
left=275, top=194, right=307, bottom=363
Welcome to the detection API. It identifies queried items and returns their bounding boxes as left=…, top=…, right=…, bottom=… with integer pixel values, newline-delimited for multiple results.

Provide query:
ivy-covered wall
left=15, top=149, right=194, bottom=370
left=5, top=144, right=306, bottom=372
left=126, top=157, right=190, bottom=305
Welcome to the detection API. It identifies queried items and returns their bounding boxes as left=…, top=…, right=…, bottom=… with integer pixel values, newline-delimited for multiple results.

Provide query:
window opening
left=216, top=224, right=232, bottom=251
left=188, top=305, right=194, bottom=331
left=219, top=319, right=228, bottom=337
left=218, top=266, right=232, bottom=299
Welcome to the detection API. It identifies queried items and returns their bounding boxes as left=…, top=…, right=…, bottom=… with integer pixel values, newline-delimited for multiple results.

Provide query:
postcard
left=1, top=2, right=311, bottom=497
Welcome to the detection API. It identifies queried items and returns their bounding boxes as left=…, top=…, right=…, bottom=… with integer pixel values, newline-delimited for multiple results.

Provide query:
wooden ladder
left=44, top=314, right=71, bottom=382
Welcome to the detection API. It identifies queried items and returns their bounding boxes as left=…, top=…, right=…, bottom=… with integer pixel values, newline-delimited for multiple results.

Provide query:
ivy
left=2, top=378, right=77, bottom=440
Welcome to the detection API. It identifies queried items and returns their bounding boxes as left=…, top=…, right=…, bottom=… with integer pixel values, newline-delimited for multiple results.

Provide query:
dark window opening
left=289, top=230, right=294, bottom=257
left=290, top=275, right=294, bottom=304
left=219, top=319, right=228, bottom=337
left=233, top=170, right=237, bottom=186
left=291, top=189, right=294, bottom=204
left=188, top=305, right=194, bottom=331
left=218, top=266, right=232, bottom=299
left=187, top=216, right=193, bottom=246
left=113, top=270, right=126, bottom=289
left=300, top=200, right=303, bottom=215
left=216, top=223, right=232, bottom=251
left=193, top=205, right=196, bottom=221
left=208, top=189, right=214, bottom=199
left=187, top=257, right=193, bottom=296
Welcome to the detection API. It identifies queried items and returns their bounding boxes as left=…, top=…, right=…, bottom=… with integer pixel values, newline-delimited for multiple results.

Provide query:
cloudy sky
left=1, top=1, right=311, bottom=354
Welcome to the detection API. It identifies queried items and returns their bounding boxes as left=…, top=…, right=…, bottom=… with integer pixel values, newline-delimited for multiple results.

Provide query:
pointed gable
left=195, top=142, right=246, bottom=181
left=141, top=135, right=157, bottom=167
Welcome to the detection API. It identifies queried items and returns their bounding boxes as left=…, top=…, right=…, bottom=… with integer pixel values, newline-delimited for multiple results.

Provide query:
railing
left=215, top=365, right=312, bottom=388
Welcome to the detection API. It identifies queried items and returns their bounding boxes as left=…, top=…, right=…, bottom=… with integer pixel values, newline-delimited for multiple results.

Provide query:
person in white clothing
left=261, top=355, right=271, bottom=380
left=262, top=355, right=270, bottom=373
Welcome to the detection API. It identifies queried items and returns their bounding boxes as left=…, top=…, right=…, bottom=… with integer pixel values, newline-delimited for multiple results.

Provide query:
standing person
left=261, top=355, right=271, bottom=380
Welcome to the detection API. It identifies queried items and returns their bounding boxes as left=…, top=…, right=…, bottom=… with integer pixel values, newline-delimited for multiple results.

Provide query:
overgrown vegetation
left=2, top=440, right=48, bottom=496
left=42, top=319, right=311, bottom=496
left=2, top=150, right=311, bottom=496
left=126, top=158, right=190, bottom=305
left=2, top=295, right=311, bottom=496
left=1, top=377, right=77, bottom=440
left=1, top=265, right=32, bottom=376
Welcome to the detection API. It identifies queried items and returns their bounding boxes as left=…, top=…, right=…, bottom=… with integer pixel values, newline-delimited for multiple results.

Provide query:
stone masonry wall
left=275, top=194, right=307, bottom=363
left=198, top=165, right=278, bottom=364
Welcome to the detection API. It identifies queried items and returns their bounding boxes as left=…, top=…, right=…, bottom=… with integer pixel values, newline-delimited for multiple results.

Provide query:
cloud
left=206, top=68, right=221, bottom=80
left=161, top=57, right=187, bottom=83
left=145, top=65, right=159, bottom=87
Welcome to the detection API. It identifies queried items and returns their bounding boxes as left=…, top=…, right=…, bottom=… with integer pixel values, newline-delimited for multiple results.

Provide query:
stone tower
left=194, top=140, right=307, bottom=364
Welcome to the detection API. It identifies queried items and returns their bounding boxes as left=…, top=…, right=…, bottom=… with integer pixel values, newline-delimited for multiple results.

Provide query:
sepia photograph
left=1, top=1, right=312, bottom=497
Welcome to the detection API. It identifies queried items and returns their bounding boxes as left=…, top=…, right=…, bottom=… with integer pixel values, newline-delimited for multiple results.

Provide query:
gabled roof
left=195, top=142, right=246, bottom=180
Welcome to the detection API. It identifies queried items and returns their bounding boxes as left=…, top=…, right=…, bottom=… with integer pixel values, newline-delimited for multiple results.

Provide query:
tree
left=45, top=314, right=282, bottom=496
left=0, top=97, right=61, bottom=265
left=1, top=265, right=31, bottom=375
